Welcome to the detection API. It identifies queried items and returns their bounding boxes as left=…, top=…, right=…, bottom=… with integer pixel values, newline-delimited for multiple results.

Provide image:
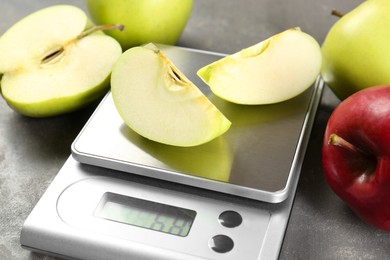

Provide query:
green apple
left=0, top=5, right=123, bottom=117
left=111, top=43, right=231, bottom=147
left=321, top=0, right=390, bottom=100
left=86, top=0, right=193, bottom=50
left=197, top=28, right=322, bottom=105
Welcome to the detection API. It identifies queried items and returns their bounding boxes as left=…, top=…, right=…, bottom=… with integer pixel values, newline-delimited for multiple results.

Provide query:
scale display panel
left=94, top=192, right=196, bottom=237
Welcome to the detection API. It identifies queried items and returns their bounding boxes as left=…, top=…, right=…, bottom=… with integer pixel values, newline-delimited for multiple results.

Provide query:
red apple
left=322, top=85, right=390, bottom=231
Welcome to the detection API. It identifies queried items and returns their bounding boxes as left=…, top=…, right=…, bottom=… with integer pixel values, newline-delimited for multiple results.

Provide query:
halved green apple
left=197, top=28, right=322, bottom=105
left=0, top=5, right=122, bottom=117
left=111, top=43, right=231, bottom=147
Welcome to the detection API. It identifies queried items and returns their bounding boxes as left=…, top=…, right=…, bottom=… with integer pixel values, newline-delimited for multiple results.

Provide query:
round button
left=218, top=210, right=243, bottom=228
left=209, top=235, right=234, bottom=253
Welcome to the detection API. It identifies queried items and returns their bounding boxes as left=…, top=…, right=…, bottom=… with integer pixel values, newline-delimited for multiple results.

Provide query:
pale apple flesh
left=111, top=44, right=231, bottom=147
left=197, top=28, right=322, bottom=105
left=0, top=5, right=122, bottom=117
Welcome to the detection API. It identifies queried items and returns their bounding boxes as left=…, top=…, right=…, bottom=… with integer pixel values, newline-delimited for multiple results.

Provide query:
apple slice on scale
left=111, top=43, right=231, bottom=147
left=197, top=28, right=322, bottom=105
left=0, top=5, right=123, bottom=117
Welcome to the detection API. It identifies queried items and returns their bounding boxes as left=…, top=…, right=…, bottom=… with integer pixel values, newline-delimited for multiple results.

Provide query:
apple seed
left=41, top=24, right=124, bottom=67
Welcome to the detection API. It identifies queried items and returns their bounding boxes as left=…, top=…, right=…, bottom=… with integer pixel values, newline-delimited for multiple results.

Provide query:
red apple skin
left=322, top=85, right=390, bottom=231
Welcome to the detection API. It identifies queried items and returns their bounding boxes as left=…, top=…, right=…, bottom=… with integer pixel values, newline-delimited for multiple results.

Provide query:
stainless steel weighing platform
left=20, top=45, right=324, bottom=260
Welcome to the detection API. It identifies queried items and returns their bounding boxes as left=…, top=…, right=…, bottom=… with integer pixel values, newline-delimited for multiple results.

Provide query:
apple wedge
left=197, top=28, right=322, bottom=105
left=0, top=5, right=122, bottom=117
left=111, top=44, right=231, bottom=147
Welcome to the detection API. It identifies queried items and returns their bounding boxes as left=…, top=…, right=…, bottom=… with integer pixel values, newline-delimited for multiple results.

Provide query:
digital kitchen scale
left=20, top=45, right=324, bottom=260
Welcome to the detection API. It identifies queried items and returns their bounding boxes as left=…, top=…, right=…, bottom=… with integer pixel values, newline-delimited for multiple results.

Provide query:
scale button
left=218, top=210, right=243, bottom=228
left=209, top=235, right=234, bottom=253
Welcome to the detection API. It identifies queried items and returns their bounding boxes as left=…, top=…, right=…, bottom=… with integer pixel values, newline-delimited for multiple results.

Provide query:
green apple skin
left=0, top=5, right=122, bottom=117
left=321, top=0, right=390, bottom=100
left=111, top=44, right=231, bottom=147
left=86, top=0, right=193, bottom=50
left=2, top=77, right=110, bottom=117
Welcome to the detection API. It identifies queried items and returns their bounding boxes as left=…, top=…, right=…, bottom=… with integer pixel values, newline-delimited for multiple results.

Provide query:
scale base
left=21, top=156, right=298, bottom=260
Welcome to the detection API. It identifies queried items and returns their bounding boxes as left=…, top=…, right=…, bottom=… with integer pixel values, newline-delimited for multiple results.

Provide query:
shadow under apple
left=119, top=124, right=233, bottom=183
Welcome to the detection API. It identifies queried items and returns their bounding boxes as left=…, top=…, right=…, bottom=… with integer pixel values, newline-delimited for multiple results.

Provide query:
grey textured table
left=1, top=0, right=389, bottom=259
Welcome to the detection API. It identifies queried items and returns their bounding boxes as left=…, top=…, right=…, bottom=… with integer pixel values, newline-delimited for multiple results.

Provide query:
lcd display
left=95, top=192, right=196, bottom=237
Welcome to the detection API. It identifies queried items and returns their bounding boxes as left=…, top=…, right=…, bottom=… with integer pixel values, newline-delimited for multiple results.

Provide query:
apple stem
left=328, top=134, right=369, bottom=156
left=77, top=24, right=125, bottom=40
left=331, top=9, right=344, bottom=18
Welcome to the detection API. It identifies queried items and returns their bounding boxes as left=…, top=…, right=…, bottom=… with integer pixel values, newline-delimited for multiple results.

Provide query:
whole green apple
left=321, top=0, right=390, bottom=100
left=86, top=0, right=193, bottom=50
